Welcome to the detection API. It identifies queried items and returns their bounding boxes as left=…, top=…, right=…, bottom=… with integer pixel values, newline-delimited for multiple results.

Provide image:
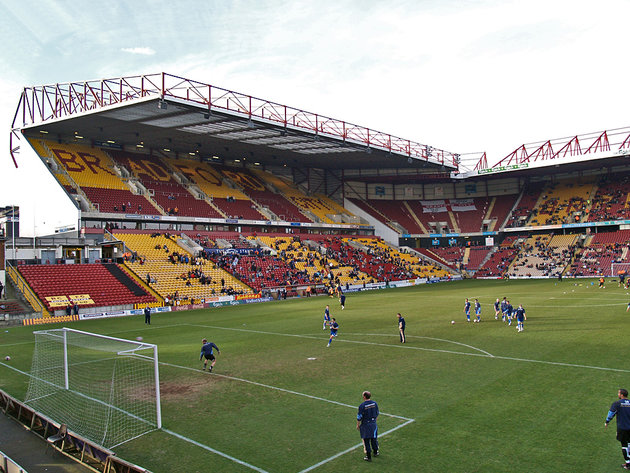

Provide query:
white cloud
left=121, top=47, right=156, bottom=56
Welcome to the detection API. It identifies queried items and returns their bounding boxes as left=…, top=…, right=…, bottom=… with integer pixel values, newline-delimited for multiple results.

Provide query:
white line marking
left=187, top=324, right=630, bottom=373
left=341, top=333, right=494, bottom=357
left=297, top=419, right=415, bottom=473
left=159, top=360, right=411, bottom=421
left=191, top=323, right=493, bottom=359
left=163, top=428, right=270, bottom=473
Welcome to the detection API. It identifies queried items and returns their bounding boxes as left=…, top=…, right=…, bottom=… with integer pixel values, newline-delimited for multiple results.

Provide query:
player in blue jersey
left=500, top=297, right=508, bottom=322
left=357, top=391, right=379, bottom=461
left=506, top=300, right=514, bottom=326
left=200, top=338, right=220, bottom=372
left=515, top=304, right=526, bottom=332
left=605, top=389, right=630, bottom=469
left=494, top=298, right=500, bottom=320
left=327, top=318, right=339, bottom=347
left=323, top=305, right=331, bottom=330
left=464, top=298, right=471, bottom=322
left=474, top=299, right=481, bottom=323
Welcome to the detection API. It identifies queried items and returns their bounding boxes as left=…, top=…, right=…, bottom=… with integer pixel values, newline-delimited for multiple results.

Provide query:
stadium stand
left=346, top=198, right=407, bottom=232
left=17, top=263, right=156, bottom=313
left=114, top=231, right=254, bottom=303
left=451, top=198, right=488, bottom=233
left=484, top=195, right=517, bottom=231
left=166, top=157, right=268, bottom=219
left=566, top=230, right=630, bottom=277
left=527, top=178, right=594, bottom=226
left=348, top=237, right=449, bottom=279
left=0, top=300, right=29, bottom=315
left=465, top=246, right=493, bottom=271
left=251, top=235, right=370, bottom=286
left=108, top=151, right=223, bottom=218
left=429, top=247, right=465, bottom=269
left=474, top=236, right=520, bottom=278
left=218, top=166, right=312, bottom=222
left=506, top=182, right=545, bottom=228
left=354, top=199, right=422, bottom=234
left=506, top=233, right=577, bottom=278
left=587, top=174, right=630, bottom=222
left=30, top=140, right=162, bottom=215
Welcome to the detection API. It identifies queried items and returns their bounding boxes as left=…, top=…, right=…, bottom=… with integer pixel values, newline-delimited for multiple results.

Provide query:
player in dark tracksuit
left=323, top=305, right=331, bottom=330
left=357, top=391, right=379, bottom=461
left=605, top=388, right=630, bottom=470
left=327, top=319, right=339, bottom=347
left=506, top=301, right=514, bottom=326
left=464, top=298, right=471, bottom=322
left=200, top=339, right=220, bottom=372
left=500, top=297, right=508, bottom=322
left=515, top=304, right=526, bottom=332
left=397, top=313, right=406, bottom=343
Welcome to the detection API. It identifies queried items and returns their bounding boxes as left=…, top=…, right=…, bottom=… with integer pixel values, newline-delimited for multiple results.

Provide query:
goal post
left=24, top=327, right=161, bottom=449
left=611, top=263, right=630, bottom=278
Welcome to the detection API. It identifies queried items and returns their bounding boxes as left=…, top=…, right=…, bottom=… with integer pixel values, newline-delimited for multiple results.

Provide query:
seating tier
left=18, top=263, right=155, bottom=312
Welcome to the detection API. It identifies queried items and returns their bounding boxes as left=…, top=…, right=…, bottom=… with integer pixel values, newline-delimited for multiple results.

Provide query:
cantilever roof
left=10, top=72, right=459, bottom=172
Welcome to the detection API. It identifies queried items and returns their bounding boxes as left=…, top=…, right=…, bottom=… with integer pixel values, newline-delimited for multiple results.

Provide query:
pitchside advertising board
left=77, top=295, right=272, bottom=320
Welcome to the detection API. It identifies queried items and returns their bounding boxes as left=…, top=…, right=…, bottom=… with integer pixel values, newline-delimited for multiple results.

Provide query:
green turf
left=1, top=278, right=628, bottom=472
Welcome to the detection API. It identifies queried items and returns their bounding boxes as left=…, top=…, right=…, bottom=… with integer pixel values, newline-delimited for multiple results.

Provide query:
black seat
left=46, top=423, right=67, bottom=453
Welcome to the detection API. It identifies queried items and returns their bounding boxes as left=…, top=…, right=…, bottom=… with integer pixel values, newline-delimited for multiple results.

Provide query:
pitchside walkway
left=0, top=412, right=91, bottom=473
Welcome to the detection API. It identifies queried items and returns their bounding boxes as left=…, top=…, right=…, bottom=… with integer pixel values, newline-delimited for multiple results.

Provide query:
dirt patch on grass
left=159, top=375, right=227, bottom=401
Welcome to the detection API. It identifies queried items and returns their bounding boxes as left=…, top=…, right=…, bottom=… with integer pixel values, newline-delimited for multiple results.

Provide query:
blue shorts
left=330, top=331, right=338, bottom=337
left=475, top=308, right=481, bottom=315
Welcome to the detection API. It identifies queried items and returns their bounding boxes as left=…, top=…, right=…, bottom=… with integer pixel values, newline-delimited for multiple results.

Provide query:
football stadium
left=1, top=71, right=630, bottom=473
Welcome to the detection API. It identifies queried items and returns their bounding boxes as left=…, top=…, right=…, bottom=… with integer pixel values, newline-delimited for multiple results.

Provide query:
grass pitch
left=1, top=278, right=628, bottom=472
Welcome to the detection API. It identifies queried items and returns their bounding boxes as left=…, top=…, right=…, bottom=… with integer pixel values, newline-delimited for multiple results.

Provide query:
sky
left=1, top=0, right=629, bottom=236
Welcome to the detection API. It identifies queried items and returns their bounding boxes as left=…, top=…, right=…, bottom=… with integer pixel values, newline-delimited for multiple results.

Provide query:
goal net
left=611, top=263, right=630, bottom=278
left=24, top=327, right=161, bottom=449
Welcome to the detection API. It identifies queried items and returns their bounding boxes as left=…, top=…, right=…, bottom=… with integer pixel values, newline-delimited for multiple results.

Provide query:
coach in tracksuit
left=605, top=388, right=630, bottom=470
left=357, top=391, right=379, bottom=461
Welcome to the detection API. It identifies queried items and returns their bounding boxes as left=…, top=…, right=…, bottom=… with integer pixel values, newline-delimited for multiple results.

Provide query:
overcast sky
left=1, top=0, right=629, bottom=235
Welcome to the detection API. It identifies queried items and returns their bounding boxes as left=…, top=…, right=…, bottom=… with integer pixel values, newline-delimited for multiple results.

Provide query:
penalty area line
left=297, top=418, right=415, bottom=473
left=159, top=360, right=411, bottom=421
left=162, top=428, right=270, bottom=473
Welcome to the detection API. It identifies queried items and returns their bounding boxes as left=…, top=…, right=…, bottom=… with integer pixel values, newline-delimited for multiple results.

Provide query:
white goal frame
left=611, top=262, right=630, bottom=278
left=24, top=327, right=161, bottom=449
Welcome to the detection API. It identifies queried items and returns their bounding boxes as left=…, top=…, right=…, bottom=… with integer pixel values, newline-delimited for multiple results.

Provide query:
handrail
left=6, top=262, right=49, bottom=317
left=0, top=448, right=29, bottom=473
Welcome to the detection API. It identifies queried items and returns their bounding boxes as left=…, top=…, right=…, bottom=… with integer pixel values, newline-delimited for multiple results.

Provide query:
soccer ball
left=451, top=320, right=455, bottom=325
left=136, top=336, right=143, bottom=342
left=4, top=356, right=10, bottom=361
